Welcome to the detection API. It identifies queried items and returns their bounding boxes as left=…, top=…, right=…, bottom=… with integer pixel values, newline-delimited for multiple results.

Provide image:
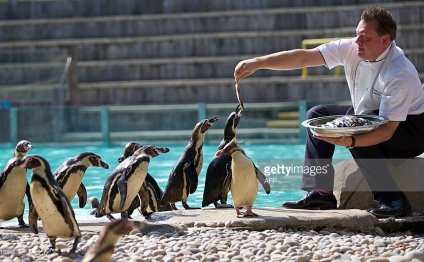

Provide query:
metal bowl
left=301, top=114, right=388, bottom=137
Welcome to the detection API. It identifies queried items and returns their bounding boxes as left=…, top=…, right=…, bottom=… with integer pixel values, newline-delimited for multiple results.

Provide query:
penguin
left=83, top=219, right=143, bottom=262
left=54, top=152, right=109, bottom=208
left=17, top=155, right=81, bottom=254
left=202, top=107, right=271, bottom=208
left=216, top=139, right=261, bottom=217
left=203, top=107, right=242, bottom=208
left=117, top=142, right=172, bottom=218
left=161, top=117, right=218, bottom=209
left=0, top=140, right=32, bottom=228
left=92, top=145, right=169, bottom=221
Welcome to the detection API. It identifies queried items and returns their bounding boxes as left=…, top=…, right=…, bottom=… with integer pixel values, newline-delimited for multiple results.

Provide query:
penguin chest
left=0, top=167, right=27, bottom=220
left=61, top=170, right=84, bottom=202
left=194, top=153, right=203, bottom=176
left=111, top=163, right=148, bottom=212
left=30, top=182, right=78, bottom=237
left=230, top=153, right=258, bottom=207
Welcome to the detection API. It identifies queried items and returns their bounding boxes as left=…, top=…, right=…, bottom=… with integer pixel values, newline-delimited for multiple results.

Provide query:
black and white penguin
left=17, top=155, right=81, bottom=254
left=83, top=219, right=143, bottom=262
left=93, top=145, right=169, bottom=221
left=117, top=142, right=172, bottom=217
left=202, top=107, right=271, bottom=208
left=0, top=140, right=32, bottom=227
left=54, top=152, right=109, bottom=208
left=203, top=107, right=242, bottom=208
left=216, top=140, right=260, bottom=217
left=161, top=117, right=218, bottom=209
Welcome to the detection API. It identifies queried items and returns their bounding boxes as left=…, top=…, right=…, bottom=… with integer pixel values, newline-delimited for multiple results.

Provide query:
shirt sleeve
left=317, top=38, right=355, bottom=70
left=379, top=73, right=414, bottom=121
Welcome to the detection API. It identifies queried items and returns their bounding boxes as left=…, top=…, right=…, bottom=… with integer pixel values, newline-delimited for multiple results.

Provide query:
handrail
left=301, top=38, right=342, bottom=79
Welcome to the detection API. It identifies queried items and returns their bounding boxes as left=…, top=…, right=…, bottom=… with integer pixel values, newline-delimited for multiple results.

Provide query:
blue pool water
left=0, top=143, right=351, bottom=225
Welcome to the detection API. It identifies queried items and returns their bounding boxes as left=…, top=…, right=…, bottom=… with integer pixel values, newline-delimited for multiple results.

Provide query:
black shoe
left=369, top=199, right=411, bottom=218
left=282, top=190, right=337, bottom=210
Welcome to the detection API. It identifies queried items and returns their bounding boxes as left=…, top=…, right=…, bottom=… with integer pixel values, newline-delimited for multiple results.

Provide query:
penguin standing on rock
left=203, top=107, right=242, bottom=208
left=161, top=117, right=218, bottom=209
left=83, top=219, right=143, bottom=262
left=0, top=140, right=32, bottom=228
left=54, top=152, right=109, bottom=208
left=92, top=145, right=169, bottom=221
left=117, top=142, right=172, bottom=217
left=203, top=107, right=271, bottom=208
left=216, top=139, right=261, bottom=217
left=17, top=155, right=81, bottom=254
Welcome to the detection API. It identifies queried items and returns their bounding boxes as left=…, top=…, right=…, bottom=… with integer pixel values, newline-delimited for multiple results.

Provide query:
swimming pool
left=0, top=142, right=351, bottom=225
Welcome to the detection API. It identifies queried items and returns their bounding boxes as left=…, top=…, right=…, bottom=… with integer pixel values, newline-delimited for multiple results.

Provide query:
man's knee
left=307, top=105, right=329, bottom=119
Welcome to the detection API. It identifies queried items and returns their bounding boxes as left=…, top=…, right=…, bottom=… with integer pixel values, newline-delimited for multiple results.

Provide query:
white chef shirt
left=317, top=38, right=424, bottom=121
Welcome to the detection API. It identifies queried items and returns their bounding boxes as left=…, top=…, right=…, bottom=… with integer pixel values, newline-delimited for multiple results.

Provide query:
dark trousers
left=301, top=104, right=424, bottom=204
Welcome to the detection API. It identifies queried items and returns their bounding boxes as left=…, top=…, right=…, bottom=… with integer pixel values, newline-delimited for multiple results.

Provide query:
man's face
left=355, top=19, right=391, bottom=61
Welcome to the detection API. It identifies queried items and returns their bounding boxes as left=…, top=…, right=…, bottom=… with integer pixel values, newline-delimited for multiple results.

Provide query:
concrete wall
left=0, top=1, right=422, bottom=106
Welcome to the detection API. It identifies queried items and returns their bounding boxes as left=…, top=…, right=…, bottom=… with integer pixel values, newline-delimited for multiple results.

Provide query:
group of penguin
left=0, top=104, right=271, bottom=258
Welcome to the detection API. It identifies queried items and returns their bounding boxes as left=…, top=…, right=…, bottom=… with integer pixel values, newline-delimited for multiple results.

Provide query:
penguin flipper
left=184, top=163, right=198, bottom=194
left=77, top=183, right=88, bottom=208
left=29, top=203, right=39, bottom=234
left=58, top=188, right=78, bottom=233
left=117, top=170, right=128, bottom=210
left=221, top=163, right=232, bottom=201
left=255, top=166, right=271, bottom=194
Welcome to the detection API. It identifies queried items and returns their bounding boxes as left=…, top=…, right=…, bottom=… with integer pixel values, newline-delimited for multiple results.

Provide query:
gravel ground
left=0, top=226, right=424, bottom=261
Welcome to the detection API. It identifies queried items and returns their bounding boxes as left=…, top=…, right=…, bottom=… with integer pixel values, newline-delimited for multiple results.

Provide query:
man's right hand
left=234, top=58, right=259, bottom=82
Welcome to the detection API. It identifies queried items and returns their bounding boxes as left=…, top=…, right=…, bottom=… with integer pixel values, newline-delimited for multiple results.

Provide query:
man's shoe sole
left=282, top=204, right=337, bottom=210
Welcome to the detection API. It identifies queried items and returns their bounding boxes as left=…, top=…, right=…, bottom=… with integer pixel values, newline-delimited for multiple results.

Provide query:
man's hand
left=314, top=135, right=353, bottom=147
left=234, top=58, right=259, bottom=82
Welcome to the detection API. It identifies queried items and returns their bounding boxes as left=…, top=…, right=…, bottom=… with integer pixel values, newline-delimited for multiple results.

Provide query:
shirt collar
left=368, top=41, right=392, bottom=63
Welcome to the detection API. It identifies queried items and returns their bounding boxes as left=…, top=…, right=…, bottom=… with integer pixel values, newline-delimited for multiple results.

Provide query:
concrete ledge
left=147, top=208, right=378, bottom=232
left=3, top=208, right=424, bottom=235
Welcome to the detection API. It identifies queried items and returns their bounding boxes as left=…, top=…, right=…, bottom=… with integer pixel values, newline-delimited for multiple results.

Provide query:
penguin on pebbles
left=216, top=139, right=262, bottom=217
left=54, top=152, right=109, bottom=208
left=0, top=140, right=33, bottom=228
left=92, top=145, right=169, bottom=221
left=17, top=155, right=81, bottom=254
left=161, top=117, right=218, bottom=209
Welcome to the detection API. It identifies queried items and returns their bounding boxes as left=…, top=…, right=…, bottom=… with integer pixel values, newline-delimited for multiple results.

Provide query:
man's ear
left=381, top=34, right=391, bottom=47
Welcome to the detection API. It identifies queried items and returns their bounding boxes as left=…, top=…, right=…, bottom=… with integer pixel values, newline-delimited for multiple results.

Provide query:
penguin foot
left=216, top=203, right=234, bottom=209
left=18, top=223, right=29, bottom=228
left=182, top=202, right=200, bottom=209
left=243, top=211, right=259, bottom=217
left=142, top=212, right=154, bottom=219
left=106, top=214, right=116, bottom=221
left=44, top=247, right=55, bottom=254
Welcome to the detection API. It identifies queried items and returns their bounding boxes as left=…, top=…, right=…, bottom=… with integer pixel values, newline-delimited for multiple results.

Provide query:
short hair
left=361, top=6, right=397, bottom=40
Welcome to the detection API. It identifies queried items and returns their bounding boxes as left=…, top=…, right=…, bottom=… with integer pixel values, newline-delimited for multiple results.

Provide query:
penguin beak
left=201, top=117, right=218, bottom=132
left=157, top=147, right=170, bottom=154
left=25, top=143, right=33, bottom=152
left=100, top=161, right=109, bottom=169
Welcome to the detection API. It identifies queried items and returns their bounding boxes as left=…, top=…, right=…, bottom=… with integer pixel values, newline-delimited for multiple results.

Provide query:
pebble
left=0, top=228, right=422, bottom=261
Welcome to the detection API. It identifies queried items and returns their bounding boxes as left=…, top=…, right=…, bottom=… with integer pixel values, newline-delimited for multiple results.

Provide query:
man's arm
left=316, top=121, right=400, bottom=147
left=234, top=48, right=325, bottom=82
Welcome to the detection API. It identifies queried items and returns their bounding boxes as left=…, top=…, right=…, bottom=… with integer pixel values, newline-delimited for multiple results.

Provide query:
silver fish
left=321, top=115, right=372, bottom=128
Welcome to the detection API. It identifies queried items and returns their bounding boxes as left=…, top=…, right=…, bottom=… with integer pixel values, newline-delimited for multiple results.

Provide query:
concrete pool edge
left=2, top=208, right=424, bottom=235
